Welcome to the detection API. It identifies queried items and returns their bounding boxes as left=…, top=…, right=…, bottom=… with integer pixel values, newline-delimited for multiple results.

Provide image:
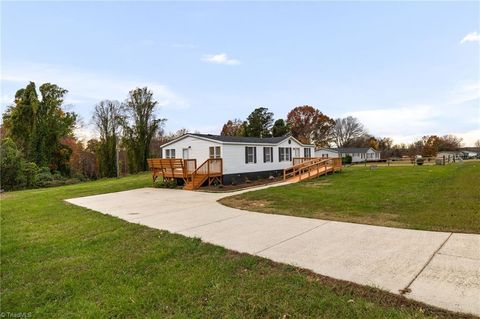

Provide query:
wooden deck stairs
left=183, top=159, right=223, bottom=190
left=284, top=157, right=342, bottom=182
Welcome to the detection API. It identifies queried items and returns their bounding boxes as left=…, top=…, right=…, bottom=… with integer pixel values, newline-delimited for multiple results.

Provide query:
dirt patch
left=220, top=197, right=276, bottom=212
left=301, top=181, right=333, bottom=188
left=0, top=192, right=16, bottom=200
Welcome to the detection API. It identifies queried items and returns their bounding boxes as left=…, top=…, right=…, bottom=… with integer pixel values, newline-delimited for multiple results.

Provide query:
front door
left=182, top=148, right=189, bottom=159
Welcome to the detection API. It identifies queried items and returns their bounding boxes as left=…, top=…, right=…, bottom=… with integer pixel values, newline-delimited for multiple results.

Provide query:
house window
left=293, top=148, right=300, bottom=158
left=304, top=148, right=311, bottom=158
left=279, top=147, right=292, bottom=162
left=165, top=149, right=175, bottom=158
left=245, top=147, right=257, bottom=163
left=322, top=154, right=329, bottom=158
left=209, top=146, right=221, bottom=159
left=263, top=147, right=273, bottom=163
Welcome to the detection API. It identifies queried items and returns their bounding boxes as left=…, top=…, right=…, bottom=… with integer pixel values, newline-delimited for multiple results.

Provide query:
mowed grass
left=221, top=162, right=480, bottom=233
left=1, top=174, right=468, bottom=318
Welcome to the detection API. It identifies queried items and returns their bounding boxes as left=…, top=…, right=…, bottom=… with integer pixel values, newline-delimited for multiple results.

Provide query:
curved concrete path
left=66, top=185, right=480, bottom=316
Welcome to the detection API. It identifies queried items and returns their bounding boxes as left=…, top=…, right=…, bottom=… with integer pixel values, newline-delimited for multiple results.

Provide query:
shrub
left=0, top=138, right=26, bottom=190
left=342, top=155, right=352, bottom=165
left=154, top=179, right=178, bottom=189
left=35, top=167, right=54, bottom=187
left=23, top=162, right=39, bottom=188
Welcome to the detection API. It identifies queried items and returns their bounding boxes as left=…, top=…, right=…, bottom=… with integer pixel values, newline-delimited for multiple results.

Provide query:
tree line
left=219, top=105, right=471, bottom=158
left=1, top=82, right=165, bottom=190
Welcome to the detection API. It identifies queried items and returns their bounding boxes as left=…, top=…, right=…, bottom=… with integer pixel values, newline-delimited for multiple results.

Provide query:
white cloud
left=201, top=53, right=240, bottom=65
left=448, top=82, right=480, bottom=104
left=0, top=62, right=189, bottom=110
left=74, top=126, right=98, bottom=141
left=342, top=80, right=480, bottom=145
left=347, top=105, right=440, bottom=138
left=460, top=31, right=480, bottom=44
left=453, top=129, right=480, bottom=146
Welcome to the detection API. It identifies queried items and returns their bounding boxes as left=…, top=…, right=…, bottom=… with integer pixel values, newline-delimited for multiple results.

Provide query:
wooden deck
left=147, top=158, right=222, bottom=190
left=147, top=158, right=197, bottom=183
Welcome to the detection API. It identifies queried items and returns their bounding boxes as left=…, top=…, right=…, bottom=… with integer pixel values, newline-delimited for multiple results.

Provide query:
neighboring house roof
left=317, top=147, right=379, bottom=153
left=161, top=133, right=314, bottom=148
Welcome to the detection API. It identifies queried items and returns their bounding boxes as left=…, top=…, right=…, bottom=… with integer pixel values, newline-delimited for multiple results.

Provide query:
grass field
left=220, top=162, right=480, bottom=233
left=0, top=173, right=469, bottom=318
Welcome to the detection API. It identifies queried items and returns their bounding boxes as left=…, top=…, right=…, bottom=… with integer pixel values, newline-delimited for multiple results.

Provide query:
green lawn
left=0, top=174, right=468, bottom=318
left=220, top=162, right=480, bottom=233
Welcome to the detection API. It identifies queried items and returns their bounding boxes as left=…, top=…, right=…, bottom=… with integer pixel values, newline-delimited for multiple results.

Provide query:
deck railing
left=292, top=157, right=318, bottom=166
left=284, top=157, right=342, bottom=181
left=184, top=159, right=197, bottom=174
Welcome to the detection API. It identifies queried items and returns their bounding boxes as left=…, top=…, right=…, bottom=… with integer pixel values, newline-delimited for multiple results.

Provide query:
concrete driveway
left=66, top=186, right=480, bottom=316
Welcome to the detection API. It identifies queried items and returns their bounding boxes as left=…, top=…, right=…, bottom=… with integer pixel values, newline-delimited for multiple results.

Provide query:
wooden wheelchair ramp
left=284, top=158, right=342, bottom=182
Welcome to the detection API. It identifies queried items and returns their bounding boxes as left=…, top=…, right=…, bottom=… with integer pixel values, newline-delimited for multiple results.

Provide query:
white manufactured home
left=160, top=133, right=315, bottom=183
left=315, top=147, right=381, bottom=163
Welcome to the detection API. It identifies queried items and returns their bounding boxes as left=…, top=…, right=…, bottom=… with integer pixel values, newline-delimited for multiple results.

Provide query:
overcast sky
left=1, top=1, right=479, bottom=145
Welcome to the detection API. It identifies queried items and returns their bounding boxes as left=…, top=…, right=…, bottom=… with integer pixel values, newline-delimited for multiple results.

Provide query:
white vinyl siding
left=279, top=147, right=292, bottom=162
left=245, top=147, right=257, bottom=163
left=293, top=148, right=300, bottom=158
left=209, top=146, right=221, bottom=159
left=165, top=149, right=175, bottom=158
left=263, top=147, right=273, bottom=163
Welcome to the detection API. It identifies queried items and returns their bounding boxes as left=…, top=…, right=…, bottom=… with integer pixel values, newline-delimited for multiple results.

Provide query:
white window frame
left=279, top=147, right=292, bottom=162
left=263, top=147, right=273, bottom=163
left=304, top=148, right=311, bottom=158
left=165, top=149, right=176, bottom=158
left=209, top=146, right=221, bottom=159
left=245, top=147, right=256, bottom=163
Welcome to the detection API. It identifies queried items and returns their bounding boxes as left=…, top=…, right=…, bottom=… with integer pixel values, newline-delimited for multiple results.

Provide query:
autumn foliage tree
left=286, top=105, right=334, bottom=147
left=220, top=119, right=246, bottom=136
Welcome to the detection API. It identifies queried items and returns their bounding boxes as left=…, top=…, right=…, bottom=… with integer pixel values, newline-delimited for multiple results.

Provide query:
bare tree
left=122, top=87, right=166, bottom=173
left=333, top=116, right=366, bottom=147
left=92, top=100, right=124, bottom=177
left=437, top=134, right=463, bottom=151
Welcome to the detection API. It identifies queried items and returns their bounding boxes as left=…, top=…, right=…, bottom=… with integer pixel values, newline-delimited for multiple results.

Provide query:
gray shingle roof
left=191, top=133, right=295, bottom=144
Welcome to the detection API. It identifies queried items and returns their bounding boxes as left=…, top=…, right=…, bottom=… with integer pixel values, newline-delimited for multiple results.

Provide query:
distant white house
left=160, top=133, right=315, bottom=183
left=437, top=151, right=478, bottom=160
left=315, top=147, right=381, bottom=163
